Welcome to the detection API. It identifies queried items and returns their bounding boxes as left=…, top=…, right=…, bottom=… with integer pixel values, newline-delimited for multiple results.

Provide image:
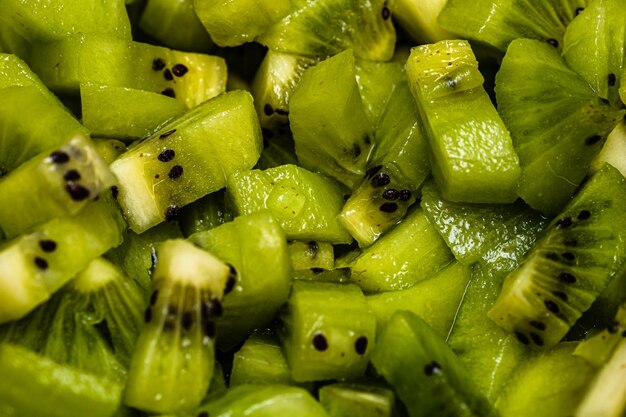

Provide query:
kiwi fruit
left=124, top=239, right=231, bottom=413
left=230, top=331, right=293, bottom=387
left=575, top=302, right=626, bottom=367
left=488, top=164, right=626, bottom=348
left=178, top=190, right=233, bottom=237
left=92, top=138, right=127, bottom=164
left=319, top=383, right=396, bottom=417
left=390, top=0, right=454, bottom=44
left=289, top=240, right=334, bottom=271
left=590, top=121, right=626, bottom=177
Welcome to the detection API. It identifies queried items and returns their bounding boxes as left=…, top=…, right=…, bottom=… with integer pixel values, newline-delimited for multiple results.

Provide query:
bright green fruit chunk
left=496, top=38, right=625, bottom=214
left=354, top=59, right=405, bottom=129
left=290, top=50, right=373, bottom=189
left=0, top=53, right=50, bottom=92
left=563, top=0, right=626, bottom=108
left=81, top=84, right=187, bottom=141
left=391, top=0, right=453, bottom=43
left=406, top=40, right=521, bottom=203
left=194, top=0, right=293, bottom=47
left=371, top=311, right=497, bottom=417
left=0, top=343, right=123, bottom=417
left=227, top=164, right=352, bottom=244
left=230, top=332, right=293, bottom=386
left=111, top=90, right=262, bottom=233
left=319, top=383, right=396, bottom=417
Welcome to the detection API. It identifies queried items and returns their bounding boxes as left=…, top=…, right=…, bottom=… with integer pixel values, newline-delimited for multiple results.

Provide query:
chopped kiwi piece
left=345, top=207, right=453, bottom=293
left=111, top=90, right=263, bottom=233
left=563, top=0, right=626, bottom=108
left=438, top=0, right=586, bottom=52
left=407, top=40, right=521, bottom=203
left=0, top=134, right=116, bottom=239
left=251, top=50, right=317, bottom=130
left=0, top=343, right=124, bottom=417
left=0, top=53, right=51, bottom=91
left=290, top=50, right=373, bottom=189
left=139, top=0, right=213, bottom=52
left=258, top=0, right=396, bottom=61
left=0, top=0, right=131, bottom=57
left=590, top=121, right=626, bottom=176
left=280, top=281, right=376, bottom=382
left=0, top=84, right=88, bottom=176
left=29, top=34, right=227, bottom=108
left=488, top=164, right=626, bottom=348
left=366, top=261, right=472, bottom=337
left=319, top=383, right=396, bottom=417
left=230, top=332, right=294, bottom=386
left=0, top=195, right=125, bottom=324
left=93, top=139, right=127, bottom=164
left=178, top=190, right=233, bottom=237
left=390, top=0, right=454, bottom=43
left=495, top=342, right=594, bottom=417
left=575, top=303, right=626, bottom=367
left=226, top=164, right=352, bottom=244
left=189, top=384, right=330, bottom=417
left=354, top=59, right=405, bottom=129
left=371, top=311, right=497, bottom=417
left=124, top=239, right=230, bottom=414
left=105, top=221, right=183, bottom=294
left=293, top=267, right=352, bottom=283
left=189, top=212, right=292, bottom=350
left=289, top=240, right=334, bottom=271
left=575, top=339, right=626, bottom=417
left=81, top=84, right=187, bottom=142
left=194, top=0, right=293, bottom=47
left=420, top=180, right=549, bottom=265
left=496, top=38, right=625, bottom=214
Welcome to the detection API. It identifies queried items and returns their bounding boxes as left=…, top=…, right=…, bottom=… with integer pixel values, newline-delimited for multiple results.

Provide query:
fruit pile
left=0, top=0, right=624, bottom=416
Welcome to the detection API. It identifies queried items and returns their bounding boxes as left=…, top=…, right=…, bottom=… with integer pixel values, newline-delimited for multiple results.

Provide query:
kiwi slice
left=0, top=134, right=116, bottom=239
left=93, top=138, right=127, bottom=164
left=111, top=90, right=262, bottom=233
left=354, top=59, right=405, bottom=129
left=0, top=53, right=51, bottom=92
left=488, top=164, right=626, bottom=349
left=319, top=383, right=396, bottom=417
left=590, top=121, right=626, bottom=176
left=139, top=0, right=213, bottom=52
left=290, top=50, right=373, bottom=189
left=495, top=342, right=594, bottom=417
left=390, top=0, right=454, bottom=44
left=194, top=0, right=293, bottom=47
left=495, top=38, right=625, bottom=214
left=562, top=0, right=626, bottom=108
left=289, top=240, right=334, bottom=271
left=178, top=190, right=233, bottom=237
left=575, top=302, right=626, bottom=367
left=124, top=239, right=231, bottom=414
left=438, top=0, right=587, bottom=52
left=257, top=0, right=396, bottom=61
left=230, top=331, right=293, bottom=387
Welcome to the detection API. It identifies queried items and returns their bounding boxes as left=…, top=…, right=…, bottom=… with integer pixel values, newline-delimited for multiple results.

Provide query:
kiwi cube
left=230, top=332, right=293, bottom=387
left=319, top=383, right=396, bottom=417
left=289, top=240, right=334, bottom=271
left=280, top=281, right=376, bottom=382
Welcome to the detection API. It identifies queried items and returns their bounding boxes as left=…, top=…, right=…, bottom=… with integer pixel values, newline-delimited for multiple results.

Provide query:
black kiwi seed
left=515, top=331, right=530, bottom=345
left=158, top=149, right=176, bottom=162
left=423, top=361, right=442, bottom=376
left=546, top=38, right=559, bottom=48
left=561, top=252, right=575, bottom=262
left=575, top=7, right=584, bottom=15
left=49, top=150, right=70, bottom=164
left=182, top=312, right=194, bottom=330
left=399, top=190, right=412, bottom=201
left=161, top=88, right=176, bottom=98
left=529, top=332, right=544, bottom=346
left=577, top=210, right=591, bottom=220
left=164, top=69, right=174, bottom=81
left=622, top=330, right=626, bottom=338
left=63, top=169, right=81, bottom=182
left=351, top=143, right=362, bottom=157
left=160, top=129, right=177, bottom=139
left=210, top=298, right=223, bottom=317
left=552, top=291, right=568, bottom=302
left=545, top=300, right=560, bottom=314
left=111, top=186, right=119, bottom=199
left=585, top=135, right=602, bottom=146
left=39, top=240, right=57, bottom=253
left=168, top=165, right=184, bottom=179
left=172, top=63, right=188, bottom=77
left=608, top=73, right=617, bottom=86
left=379, top=202, right=398, bottom=213
left=307, top=241, right=319, bottom=258
left=558, top=272, right=576, bottom=284
left=34, top=256, right=48, bottom=270
left=607, top=321, right=620, bottom=334
left=366, top=165, right=383, bottom=179
left=204, top=320, right=217, bottom=339
left=530, top=321, right=546, bottom=331
left=311, top=267, right=325, bottom=274
left=312, top=333, right=328, bottom=351
left=66, top=183, right=90, bottom=201
left=371, top=172, right=391, bottom=187
left=144, top=307, right=152, bottom=323
left=152, top=58, right=166, bottom=71
left=165, top=205, right=180, bottom=222
left=555, top=217, right=572, bottom=228
left=264, top=103, right=274, bottom=116
left=381, top=6, right=391, bottom=20
left=150, top=290, right=159, bottom=306
left=224, top=276, right=236, bottom=295
left=198, top=412, right=209, bottom=417
left=354, top=336, right=368, bottom=354
left=382, top=189, right=400, bottom=200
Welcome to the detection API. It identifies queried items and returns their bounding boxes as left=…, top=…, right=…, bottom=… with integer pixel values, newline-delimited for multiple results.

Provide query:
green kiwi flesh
left=319, top=383, right=396, bottom=417
left=230, top=332, right=294, bottom=387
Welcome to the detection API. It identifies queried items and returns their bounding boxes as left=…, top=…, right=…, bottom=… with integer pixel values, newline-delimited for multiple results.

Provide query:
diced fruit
left=590, top=121, right=626, bottom=177
left=92, top=139, right=127, bottom=164
left=391, top=0, right=454, bottom=43
left=289, top=240, right=334, bottom=271
left=280, top=281, right=376, bottom=382
left=226, top=164, right=352, bottom=244
left=319, top=383, right=396, bottom=417
left=111, top=90, right=262, bottom=233
left=407, top=40, right=521, bottom=203
left=230, top=332, right=293, bottom=386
